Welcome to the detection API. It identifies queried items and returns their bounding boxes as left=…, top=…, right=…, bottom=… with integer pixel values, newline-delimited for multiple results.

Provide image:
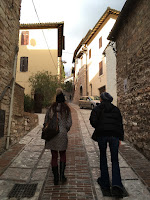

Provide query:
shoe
left=97, top=177, right=110, bottom=190
left=52, top=166, right=59, bottom=185
left=60, top=162, right=67, bottom=184
left=112, top=185, right=124, bottom=198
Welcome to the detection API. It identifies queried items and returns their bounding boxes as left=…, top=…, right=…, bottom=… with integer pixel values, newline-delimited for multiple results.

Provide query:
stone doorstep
left=119, top=143, right=150, bottom=191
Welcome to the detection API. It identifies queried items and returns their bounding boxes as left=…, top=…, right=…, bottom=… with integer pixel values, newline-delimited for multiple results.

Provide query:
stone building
left=0, top=0, right=38, bottom=154
left=108, top=0, right=150, bottom=160
left=0, top=0, right=22, bottom=153
left=73, top=8, right=119, bottom=105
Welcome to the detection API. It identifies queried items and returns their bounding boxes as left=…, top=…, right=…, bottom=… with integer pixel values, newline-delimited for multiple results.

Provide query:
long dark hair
left=50, top=102, right=71, bottom=116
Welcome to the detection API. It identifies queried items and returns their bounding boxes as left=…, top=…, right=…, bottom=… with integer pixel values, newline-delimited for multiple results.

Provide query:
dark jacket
left=89, top=101, right=124, bottom=141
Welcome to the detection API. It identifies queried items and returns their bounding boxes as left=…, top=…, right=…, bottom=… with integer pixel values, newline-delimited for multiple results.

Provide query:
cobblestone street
left=0, top=103, right=150, bottom=200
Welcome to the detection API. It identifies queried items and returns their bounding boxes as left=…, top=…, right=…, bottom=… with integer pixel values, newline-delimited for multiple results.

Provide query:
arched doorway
left=80, top=86, right=83, bottom=96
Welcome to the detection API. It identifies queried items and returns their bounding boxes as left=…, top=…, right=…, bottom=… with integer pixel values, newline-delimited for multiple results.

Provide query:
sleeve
left=89, top=109, right=99, bottom=128
left=66, top=111, right=72, bottom=132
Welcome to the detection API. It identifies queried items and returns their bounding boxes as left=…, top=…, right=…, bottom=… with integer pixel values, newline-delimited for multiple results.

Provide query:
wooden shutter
left=21, top=32, right=24, bottom=45
left=99, top=61, right=103, bottom=76
left=24, top=57, right=28, bottom=71
left=99, top=37, right=102, bottom=49
left=20, top=57, right=28, bottom=72
left=21, top=31, right=29, bottom=45
left=89, top=49, right=91, bottom=59
left=25, top=31, right=29, bottom=45
left=20, top=57, right=23, bottom=71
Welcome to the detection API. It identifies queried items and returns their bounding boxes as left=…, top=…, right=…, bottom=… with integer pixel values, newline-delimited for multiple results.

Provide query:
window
left=99, top=36, right=102, bottom=49
left=20, top=57, right=28, bottom=72
left=21, top=31, right=29, bottom=45
left=89, top=49, right=91, bottom=59
left=99, top=61, right=103, bottom=76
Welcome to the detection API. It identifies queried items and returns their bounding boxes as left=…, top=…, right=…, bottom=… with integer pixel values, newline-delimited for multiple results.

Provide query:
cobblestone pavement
left=0, top=104, right=150, bottom=200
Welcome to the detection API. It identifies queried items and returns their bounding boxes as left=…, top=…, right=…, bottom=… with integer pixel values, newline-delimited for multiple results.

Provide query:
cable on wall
left=31, top=0, right=57, bottom=70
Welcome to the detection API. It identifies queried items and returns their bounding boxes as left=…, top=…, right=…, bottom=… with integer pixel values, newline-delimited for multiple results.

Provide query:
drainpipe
left=86, top=51, right=88, bottom=96
left=82, top=45, right=88, bottom=95
left=6, top=47, right=18, bottom=150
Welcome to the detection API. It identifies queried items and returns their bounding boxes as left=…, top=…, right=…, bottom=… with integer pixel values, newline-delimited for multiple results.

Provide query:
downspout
left=86, top=51, right=88, bottom=96
left=6, top=47, right=18, bottom=150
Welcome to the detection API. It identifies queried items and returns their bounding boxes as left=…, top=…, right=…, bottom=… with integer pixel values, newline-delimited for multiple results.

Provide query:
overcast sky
left=20, top=0, right=126, bottom=76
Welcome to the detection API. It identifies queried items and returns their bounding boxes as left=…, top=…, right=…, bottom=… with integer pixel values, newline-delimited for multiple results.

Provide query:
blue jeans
left=97, top=136, right=123, bottom=188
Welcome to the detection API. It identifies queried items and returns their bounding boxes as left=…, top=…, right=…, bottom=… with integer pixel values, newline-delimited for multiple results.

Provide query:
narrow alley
left=0, top=104, right=150, bottom=200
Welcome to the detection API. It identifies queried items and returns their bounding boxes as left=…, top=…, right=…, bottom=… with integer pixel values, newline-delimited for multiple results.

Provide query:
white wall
left=88, top=18, right=116, bottom=82
left=105, top=43, right=117, bottom=106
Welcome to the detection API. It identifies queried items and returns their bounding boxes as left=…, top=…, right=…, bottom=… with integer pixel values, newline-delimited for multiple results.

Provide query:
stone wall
left=11, top=112, right=38, bottom=145
left=10, top=83, right=38, bottom=145
left=73, top=65, right=87, bottom=104
left=0, top=0, right=21, bottom=153
left=116, top=0, right=150, bottom=160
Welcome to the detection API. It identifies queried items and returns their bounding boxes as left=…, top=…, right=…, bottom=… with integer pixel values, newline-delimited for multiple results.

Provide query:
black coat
left=89, top=101, right=124, bottom=141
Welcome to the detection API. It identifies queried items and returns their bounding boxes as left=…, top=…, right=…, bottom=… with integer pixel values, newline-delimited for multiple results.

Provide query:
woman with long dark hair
left=44, top=88, right=72, bottom=185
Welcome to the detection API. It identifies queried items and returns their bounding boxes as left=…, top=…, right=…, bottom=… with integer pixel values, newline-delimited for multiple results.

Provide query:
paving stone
left=0, top=168, right=32, bottom=181
left=37, top=152, right=51, bottom=169
left=0, top=104, right=150, bottom=200
left=123, top=180, right=150, bottom=199
left=10, top=151, right=41, bottom=168
left=0, top=180, right=14, bottom=198
left=24, top=145, right=44, bottom=152
left=31, top=169, right=48, bottom=181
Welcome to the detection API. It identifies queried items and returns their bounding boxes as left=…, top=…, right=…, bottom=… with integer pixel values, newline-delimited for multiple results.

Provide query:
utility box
left=0, top=109, right=5, bottom=138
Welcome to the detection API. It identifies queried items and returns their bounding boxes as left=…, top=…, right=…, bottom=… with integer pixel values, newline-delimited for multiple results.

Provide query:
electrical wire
left=31, top=0, right=57, bottom=70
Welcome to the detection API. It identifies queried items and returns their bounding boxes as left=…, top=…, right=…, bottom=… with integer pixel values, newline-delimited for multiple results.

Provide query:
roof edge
left=108, top=0, right=139, bottom=41
left=20, top=22, right=64, bottom=29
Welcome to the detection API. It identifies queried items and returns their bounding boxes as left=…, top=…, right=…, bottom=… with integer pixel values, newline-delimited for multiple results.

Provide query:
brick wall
left=0, top=0, right=21, bottom=153
left=116, top=0, right=150, bottom=160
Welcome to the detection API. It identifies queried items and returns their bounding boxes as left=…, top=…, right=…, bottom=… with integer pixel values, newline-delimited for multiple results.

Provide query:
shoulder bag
left=41, top=112, right=59, bottom=141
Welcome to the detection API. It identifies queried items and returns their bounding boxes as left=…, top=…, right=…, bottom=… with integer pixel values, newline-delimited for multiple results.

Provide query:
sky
left=20, top=0, right=126, bottom=76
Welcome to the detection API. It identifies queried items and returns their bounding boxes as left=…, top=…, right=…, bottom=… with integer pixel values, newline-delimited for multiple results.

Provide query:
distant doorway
left=80, top=86, right=83, bottom=96
left=34, top=92, right=43, bottom=113
left=90, top=84, right=92, bottom=96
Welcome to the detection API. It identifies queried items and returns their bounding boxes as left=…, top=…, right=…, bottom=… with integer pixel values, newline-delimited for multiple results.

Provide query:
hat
left=56, top=88, right=63, bottom=96
left=100, top=92, right=113, bottom=102
left=56, top=88, right=65, bottom=103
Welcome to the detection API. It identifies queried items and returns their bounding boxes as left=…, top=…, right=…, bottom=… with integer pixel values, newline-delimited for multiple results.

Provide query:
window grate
left=8, top=183, right=38, bottom=199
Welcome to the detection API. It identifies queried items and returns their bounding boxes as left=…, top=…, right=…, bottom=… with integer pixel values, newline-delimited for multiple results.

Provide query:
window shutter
left=20, top=57, right=28, bottom=72
left=89, top=49, right=91, bottom=59
left=99, top=61, right=103, bottom=76
left=20, top=57, right=23, bottom=71
left=24, top=57, right=28, bottom=71
left=99, top=37, right=102, bottom=49
left=25, top=31, right=29, bottom=45
left=21, top=32, right=24, bottom=45
left=21, top=31, right=29, bottom=45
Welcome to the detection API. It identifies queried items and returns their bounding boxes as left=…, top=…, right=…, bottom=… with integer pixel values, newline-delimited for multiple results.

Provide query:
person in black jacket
left=89, top=92, right=124, bottom=197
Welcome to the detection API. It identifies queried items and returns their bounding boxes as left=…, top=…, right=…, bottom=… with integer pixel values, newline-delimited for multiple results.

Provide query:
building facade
left=103, top=42, right=117, bottom=105
left=108, top=0, right=150, bottom=160
left=73, top=8, right=119, bottom=105
left=0, top=0, right=21, bottom=153
left=16, top=22, right=64, bottom=95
